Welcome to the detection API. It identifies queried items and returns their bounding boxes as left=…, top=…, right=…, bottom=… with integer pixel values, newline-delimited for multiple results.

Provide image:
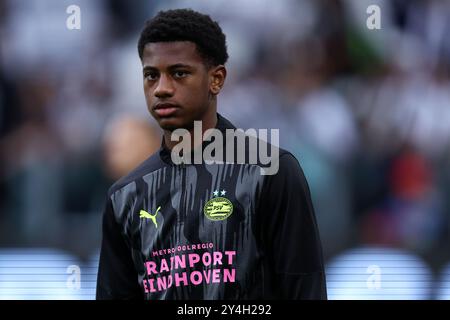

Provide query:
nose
left=154, top=74, right=174, bottom=98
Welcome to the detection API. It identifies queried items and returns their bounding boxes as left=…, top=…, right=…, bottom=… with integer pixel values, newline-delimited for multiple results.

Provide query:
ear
left=209, top=65, right=227, bottom=95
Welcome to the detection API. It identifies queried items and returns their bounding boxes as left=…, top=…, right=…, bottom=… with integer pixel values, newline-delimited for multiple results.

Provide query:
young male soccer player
left=96, top=8, right=327, bottom=300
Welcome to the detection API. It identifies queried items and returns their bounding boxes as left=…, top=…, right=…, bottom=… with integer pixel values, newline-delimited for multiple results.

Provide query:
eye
left=173, top=70, right=189, bottom=78
left=145, top=72, right=158, bottom=81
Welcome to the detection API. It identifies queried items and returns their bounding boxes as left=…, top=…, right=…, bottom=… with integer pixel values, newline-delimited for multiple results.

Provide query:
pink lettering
left=202, top=252, right=212, bottom=266
left=148, top=278, right=156, bottom=293
left=203, top=269, right=211, bottom=283
left=190, top=271, right=202, bottom=285
left=143, top=279, right=149, bottom=293
left=174, top=272, right=188, bottom=287
left=213, top=252, right=223, bottom=266
left=157, top=276, right=167, bottom=291
left=212, top=269, right=221, bottom=283
left=224, top=268, right=236, bottom=283
left=224, top=251, right=236, bottom=265
left=146, top=261, right=158, bottom=276
left=188, top=253, right=200, bottom=267
left=174, top=255, right=186, bottom=269
left=160, top=258, right=169, bottom=273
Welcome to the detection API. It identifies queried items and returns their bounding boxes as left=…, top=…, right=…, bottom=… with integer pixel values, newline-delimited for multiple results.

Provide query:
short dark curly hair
left=138, top=9, right=228, bottom=68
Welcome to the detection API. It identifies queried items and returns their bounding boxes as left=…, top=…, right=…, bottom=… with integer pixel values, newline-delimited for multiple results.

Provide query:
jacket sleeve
left=257, top=153, right=327, bottom=299
left=96, top=194, right=143, bottom=299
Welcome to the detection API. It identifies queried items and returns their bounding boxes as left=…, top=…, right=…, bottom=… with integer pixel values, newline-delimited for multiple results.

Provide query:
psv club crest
left=204, top=190, right=233, bottom=221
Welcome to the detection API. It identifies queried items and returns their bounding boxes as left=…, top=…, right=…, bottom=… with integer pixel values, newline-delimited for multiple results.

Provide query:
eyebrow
left=142, top=63, right=194, bottom=73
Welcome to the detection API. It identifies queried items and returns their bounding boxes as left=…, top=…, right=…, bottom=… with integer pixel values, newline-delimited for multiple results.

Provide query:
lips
left=153, top=103, right=180, bottom=117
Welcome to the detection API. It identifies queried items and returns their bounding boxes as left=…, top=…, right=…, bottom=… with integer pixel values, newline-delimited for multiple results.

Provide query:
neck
left=163, top=107, right=218, bottom=151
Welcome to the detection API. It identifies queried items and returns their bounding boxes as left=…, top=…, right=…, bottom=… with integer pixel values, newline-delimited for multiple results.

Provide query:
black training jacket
left=96, top=113, right=327, bottom=300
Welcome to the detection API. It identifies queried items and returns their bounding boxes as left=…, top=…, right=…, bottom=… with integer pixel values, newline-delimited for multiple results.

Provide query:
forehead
left=141, top=41, right=204, bottom=67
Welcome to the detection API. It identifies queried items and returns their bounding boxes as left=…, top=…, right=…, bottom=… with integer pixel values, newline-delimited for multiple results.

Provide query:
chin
left=158, top=117, right=188, bottom=131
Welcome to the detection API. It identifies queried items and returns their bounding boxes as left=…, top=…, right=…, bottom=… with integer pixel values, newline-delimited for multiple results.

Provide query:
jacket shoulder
left=107, top=151, right=165, bottom=197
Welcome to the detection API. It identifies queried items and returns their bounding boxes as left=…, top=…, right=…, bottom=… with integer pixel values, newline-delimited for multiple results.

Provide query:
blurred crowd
left=1, top=0, right=450, bottom=274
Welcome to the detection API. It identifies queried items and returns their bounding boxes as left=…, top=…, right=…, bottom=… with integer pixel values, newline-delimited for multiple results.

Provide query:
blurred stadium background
left=1, top=0, right=450, bottom=300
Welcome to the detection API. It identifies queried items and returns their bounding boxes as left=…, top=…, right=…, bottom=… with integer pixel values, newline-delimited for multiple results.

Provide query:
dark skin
left=141, top=41, right=227, bottom=150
